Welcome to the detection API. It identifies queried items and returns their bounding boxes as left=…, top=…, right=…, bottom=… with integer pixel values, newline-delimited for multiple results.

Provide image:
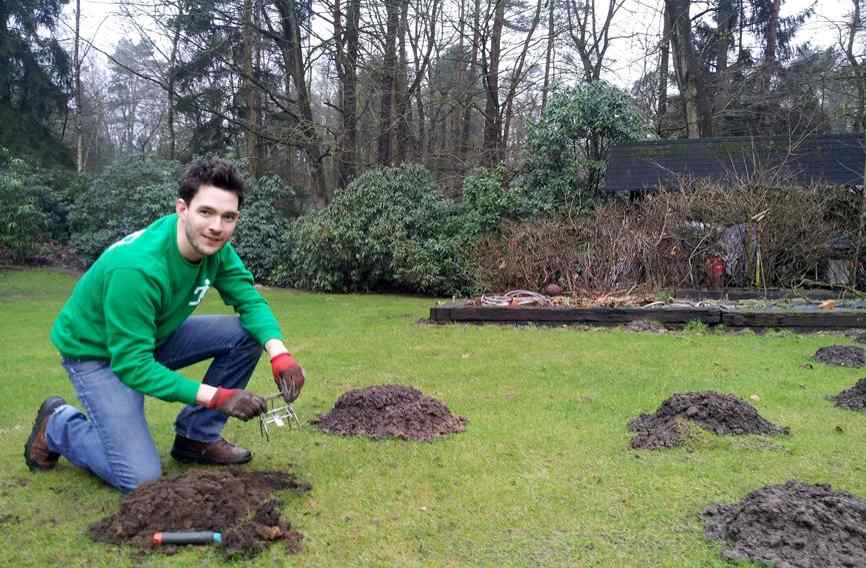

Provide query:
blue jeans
left=45, top=315, right=263, bottom=492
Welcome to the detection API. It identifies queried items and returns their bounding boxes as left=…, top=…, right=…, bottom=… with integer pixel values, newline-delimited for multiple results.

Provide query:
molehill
left=628, top=391, right=789, bottom=450
left=813, top=345, right=866, bottom=368
left=829, top=377, right=866, bottom=412
left=89, top=469, right=311, bottom=559
left=311, top=384, right=467, bottom=441
left=702, top=480, right=866, bottom=568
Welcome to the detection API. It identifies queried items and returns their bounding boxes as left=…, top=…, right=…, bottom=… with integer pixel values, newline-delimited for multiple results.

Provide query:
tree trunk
left=243, top=0, right=258, bottom=176
left=459, top=0, right=481, bottom=163
left=482, top=0, right=505, bottom=166
left=716, top=0, right=734, bottom=72
left=844, top=0, right=864, bottom=133
left=74, top=0, right=83, bottom=172
left=167, top=3, right=183, bottom=161
left=667, top=0, right=710, bottom=138
left=275, top=0, right=329, bottom=207
left=502, top=0, right=542, bottom=151
left=541, top=0, right=555, bottom=111
left=395, top=0, right=410, bottom=163
left=334, top=0, right=360, bottom=187
left=657, top=0, right=670, bottom=135
left=765, top=0, right=781, bottom=68
left=377, top=0, right=401, bottom=165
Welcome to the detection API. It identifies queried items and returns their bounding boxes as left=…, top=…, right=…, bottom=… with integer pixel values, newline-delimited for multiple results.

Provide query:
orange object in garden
left=707, top=256, right=725, bottom=288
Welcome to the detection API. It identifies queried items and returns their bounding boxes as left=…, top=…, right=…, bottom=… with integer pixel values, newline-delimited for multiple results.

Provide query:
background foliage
left=522, top=82, right=648, bottom=210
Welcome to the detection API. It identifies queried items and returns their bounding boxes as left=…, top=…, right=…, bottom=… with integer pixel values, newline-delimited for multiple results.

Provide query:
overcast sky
left=64, top=0, right=856, bottom=88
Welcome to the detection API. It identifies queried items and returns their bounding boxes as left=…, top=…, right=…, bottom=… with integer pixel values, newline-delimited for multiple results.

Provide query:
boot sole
left=24, top=397, right=66, bottom=471
left=170, top=449, right=252, bottom=465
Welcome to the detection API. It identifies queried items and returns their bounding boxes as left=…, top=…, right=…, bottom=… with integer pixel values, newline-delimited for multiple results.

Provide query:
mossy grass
left=3, top=268, right=866, bottom=567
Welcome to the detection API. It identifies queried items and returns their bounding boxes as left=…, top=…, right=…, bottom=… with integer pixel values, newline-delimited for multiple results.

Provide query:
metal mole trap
left=259, top=393, right=301, bottom=441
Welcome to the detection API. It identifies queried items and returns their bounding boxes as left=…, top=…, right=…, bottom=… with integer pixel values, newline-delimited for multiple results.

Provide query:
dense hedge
left=276, top=165, right=534, bottom=296
left=233, top=175, right=304, bottom=284
left=0, top=148, right=85, bottom=263
left=275, top=165, right=466, bottom=294
left=70, top=158, right=179, bottom=264
left=69, top=157, right=301, bottom=278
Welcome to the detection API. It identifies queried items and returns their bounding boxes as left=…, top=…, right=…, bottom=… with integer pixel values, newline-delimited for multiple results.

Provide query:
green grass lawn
left=2, top=267, right=866, bottom=567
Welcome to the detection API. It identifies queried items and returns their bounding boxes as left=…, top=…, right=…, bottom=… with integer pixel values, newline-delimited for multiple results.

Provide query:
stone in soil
left=89, top=469, right=311, bottom=559
left=310, top=384, right=467, bottom=441
left=814, top=345, right=866, bottom=368
left=829, top=378, right=866, bottom=412
left=628, top=391, right=789, bottom=450
left=623, top=319, right=667, bottom=334
left=701, top=480, right=866, bottom=568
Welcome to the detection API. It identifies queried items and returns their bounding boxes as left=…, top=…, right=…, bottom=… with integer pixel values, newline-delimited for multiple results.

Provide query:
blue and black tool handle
left=151, top=531, right=222, bottom=545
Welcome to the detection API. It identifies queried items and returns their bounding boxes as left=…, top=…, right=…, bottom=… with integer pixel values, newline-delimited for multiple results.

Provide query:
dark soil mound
left=310, top=384, right=467, bottom=441
left=829, top=378, right=866, bottom=412
left=814, top=345, right=866, bottom=368
left=89, top=469, right=311, bottom=559
left=628, top=392, right=789, bottom=450
left=701, top=480, right=866, bottom=568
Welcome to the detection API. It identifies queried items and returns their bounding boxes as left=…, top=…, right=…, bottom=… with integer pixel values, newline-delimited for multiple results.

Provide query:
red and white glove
left=270, top=353, right=305, bottom=403
left=207, top=387, right=267, bottom=420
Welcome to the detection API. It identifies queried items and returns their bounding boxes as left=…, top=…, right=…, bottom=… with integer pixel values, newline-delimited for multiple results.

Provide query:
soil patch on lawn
left=829, top=378, right=866, bottom=412
left=702, top=480, right=866, bottom=568
left=628, top=392, right=789, bottom=450
left=89, top=469, right=311, bottom=559
left=814, top=345, right=866, bottom=367
left=311, top=384, right=467, bottom=441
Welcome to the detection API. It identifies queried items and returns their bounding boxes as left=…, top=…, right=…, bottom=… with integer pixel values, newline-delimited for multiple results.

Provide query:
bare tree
left=564, top=0, right=627, bottom=83
left=377, top=0, right=402, bottom=165
left=332, top=0, right=361, bottom=186
left=274, top=0, right=330, bottom=206
left=840, top=0, right=865, bottom=133
left=502, top=0, right=544, bottom=150
left=480, top=0, right=505, bottom=165
left=74, top=0, right=83, bottom=172
left=541, top=0, right=556, bottom=110
left=666, top=0, right=712, bottom=137
left=657, top=0, right=671, bottom=135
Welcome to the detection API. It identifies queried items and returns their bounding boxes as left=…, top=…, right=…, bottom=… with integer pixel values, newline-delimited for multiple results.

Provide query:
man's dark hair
left=178, top=158, right=246, bottom=208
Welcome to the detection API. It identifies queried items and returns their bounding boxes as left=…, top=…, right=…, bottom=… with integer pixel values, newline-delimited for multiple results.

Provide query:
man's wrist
left=265, top=339, right=289, bottom=359
left=196, top=384, right=218, bottom=406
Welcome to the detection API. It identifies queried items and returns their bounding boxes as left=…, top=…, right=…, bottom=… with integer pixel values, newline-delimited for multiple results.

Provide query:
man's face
left=176, top=184, right=240, bottom=261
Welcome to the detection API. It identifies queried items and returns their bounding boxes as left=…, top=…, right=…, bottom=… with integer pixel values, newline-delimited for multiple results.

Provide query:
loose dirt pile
left=814, top=345, right=866, bottom=367
left=701, top=480, right=866, bottom=568
left=89, top=469, right=311, bottom=559
left=311, top=384, right=467, bottom=441
left=829, top=378, right=866, bottom=412
left=628, top=392, right=789, bottom=450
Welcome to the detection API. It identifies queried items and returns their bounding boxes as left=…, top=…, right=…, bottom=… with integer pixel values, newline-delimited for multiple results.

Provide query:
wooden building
left=603, top=134, right=865, bottom=196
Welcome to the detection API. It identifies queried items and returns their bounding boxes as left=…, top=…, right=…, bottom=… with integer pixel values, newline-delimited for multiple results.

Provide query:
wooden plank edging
left=430, top=302, right=866, bottom=329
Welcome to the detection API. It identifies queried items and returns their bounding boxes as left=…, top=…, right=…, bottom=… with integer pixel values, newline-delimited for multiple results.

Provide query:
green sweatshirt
left=51, top=214, right=283, bottom=405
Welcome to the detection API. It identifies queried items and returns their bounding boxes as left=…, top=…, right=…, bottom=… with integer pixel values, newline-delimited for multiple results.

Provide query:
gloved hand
left=207, top=387, right=267, bottom=420
left=270, top=352, right=305, bottom=403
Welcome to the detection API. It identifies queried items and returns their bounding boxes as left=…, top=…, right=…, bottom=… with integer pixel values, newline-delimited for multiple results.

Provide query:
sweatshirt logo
left=107, top=230, right=144, bottom=251
left=189, top=279, right=211, bottom=306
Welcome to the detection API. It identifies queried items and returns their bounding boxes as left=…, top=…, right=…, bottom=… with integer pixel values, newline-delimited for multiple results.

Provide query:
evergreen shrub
left=279, top=165, right=480, bottom=295
left=70, top=157, right=179, bottom=264
left=0, top=148, right=84, bottom=263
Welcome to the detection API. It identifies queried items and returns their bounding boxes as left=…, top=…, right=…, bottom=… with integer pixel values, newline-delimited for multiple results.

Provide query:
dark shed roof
left=603, top=134, right=865, bottom=195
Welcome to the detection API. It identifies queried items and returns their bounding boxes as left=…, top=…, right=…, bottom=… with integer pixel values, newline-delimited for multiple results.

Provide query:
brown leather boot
left=170, top=435, right=252, bottom=465
left=24, top=397, right=66, bottom=471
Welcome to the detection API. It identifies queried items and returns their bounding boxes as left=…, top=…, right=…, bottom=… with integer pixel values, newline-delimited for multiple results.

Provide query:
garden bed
left=430, top=290, right=866, bottom=330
